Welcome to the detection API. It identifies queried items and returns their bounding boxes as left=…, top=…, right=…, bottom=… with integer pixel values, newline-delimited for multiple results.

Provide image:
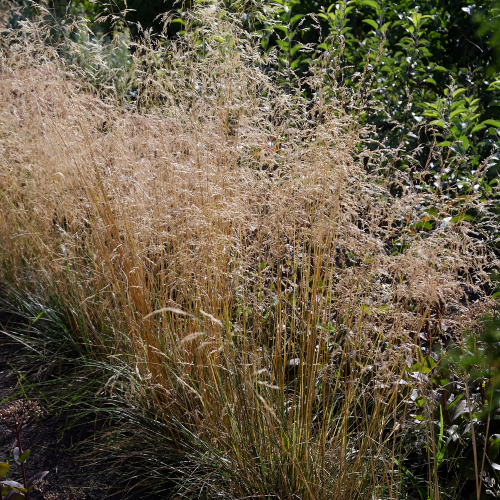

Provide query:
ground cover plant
left=0, top=400, right=48, bottom=500
left=0, top=1, right=499, bottom=498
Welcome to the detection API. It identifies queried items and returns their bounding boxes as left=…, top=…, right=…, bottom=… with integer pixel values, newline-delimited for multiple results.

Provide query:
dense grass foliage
left=0, top=1, right=499, bottom=499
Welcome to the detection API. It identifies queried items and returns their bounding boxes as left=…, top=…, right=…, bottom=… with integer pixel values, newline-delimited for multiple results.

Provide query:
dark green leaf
left=363, top=19, right=379, bottom=30
left=290, top=14, right=305, bottom=26
left=471, top=124, right=486, bottom=133
left=4, top=490, right=25, bottom=500
left=360, top=0, right=380, bottom=12
left=444, top=393, right=464, bottom=411
left=458, top=135, right=470, bottom=149
left=0, top=481, right=25, bottom=491
left=482, top=119, right=500, bottom=128
left=452, top=88, right=467, bottom=98
left=429, top=119, right=445, bottom=127
left=17, top=450, right=30, bottom=464
left=451, top=214, right=474, bottom=223
left=290, top=43, right=303, bottom=56
left=0, top=464, right=8, bottom=480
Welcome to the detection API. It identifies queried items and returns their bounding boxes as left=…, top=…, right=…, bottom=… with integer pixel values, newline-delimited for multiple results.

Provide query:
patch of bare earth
left=0, top=330, right=123, bottom=500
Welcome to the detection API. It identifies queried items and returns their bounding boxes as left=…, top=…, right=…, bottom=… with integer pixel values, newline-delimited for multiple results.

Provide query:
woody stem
left=14, top=429, right=28, bottom=500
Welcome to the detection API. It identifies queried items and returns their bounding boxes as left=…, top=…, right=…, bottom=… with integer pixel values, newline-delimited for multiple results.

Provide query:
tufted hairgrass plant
left=0, top=2, right=497, bottom=498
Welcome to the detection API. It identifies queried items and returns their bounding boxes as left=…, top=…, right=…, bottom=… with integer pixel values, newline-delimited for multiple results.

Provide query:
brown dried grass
left=0, top=3, right=496, bottom=498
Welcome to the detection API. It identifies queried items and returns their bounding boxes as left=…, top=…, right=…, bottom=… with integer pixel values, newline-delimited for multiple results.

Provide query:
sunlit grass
left=0, top=2, right=495, bottom=498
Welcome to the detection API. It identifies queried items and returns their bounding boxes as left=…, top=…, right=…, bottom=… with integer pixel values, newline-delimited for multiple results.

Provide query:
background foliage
left=51, top=0, right=500, bottom=248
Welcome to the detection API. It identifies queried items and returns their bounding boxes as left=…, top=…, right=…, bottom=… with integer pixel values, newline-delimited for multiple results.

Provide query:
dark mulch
left=0, top=331, right=125, bottom=500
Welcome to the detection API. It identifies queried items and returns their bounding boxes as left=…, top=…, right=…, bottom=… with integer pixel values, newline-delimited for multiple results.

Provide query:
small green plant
left=0, top=400, right=48, bottom=500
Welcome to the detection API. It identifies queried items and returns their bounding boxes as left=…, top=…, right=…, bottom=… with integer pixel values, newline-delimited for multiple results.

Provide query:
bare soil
left=0, top=332, right=123, bottom=500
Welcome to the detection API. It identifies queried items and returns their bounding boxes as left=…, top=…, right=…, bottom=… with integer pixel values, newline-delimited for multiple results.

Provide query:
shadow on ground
left=0, top=331, right=129, bottom=500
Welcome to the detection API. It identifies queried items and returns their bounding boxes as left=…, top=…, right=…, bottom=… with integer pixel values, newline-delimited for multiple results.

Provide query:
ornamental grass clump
left=0, top=2, right=497, bottom=498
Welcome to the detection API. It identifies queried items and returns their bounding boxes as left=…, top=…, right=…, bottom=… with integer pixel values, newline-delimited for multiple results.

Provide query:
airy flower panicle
left=0, top=400, right=43, bottom=431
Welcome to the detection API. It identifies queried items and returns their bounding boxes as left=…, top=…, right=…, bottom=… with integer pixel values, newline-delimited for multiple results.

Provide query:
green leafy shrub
left=399, top=315, right=500, bottom=499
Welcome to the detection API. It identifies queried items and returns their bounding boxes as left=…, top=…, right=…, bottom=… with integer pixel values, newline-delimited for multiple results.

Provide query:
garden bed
left=0, top=331, right=121, bottom=500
